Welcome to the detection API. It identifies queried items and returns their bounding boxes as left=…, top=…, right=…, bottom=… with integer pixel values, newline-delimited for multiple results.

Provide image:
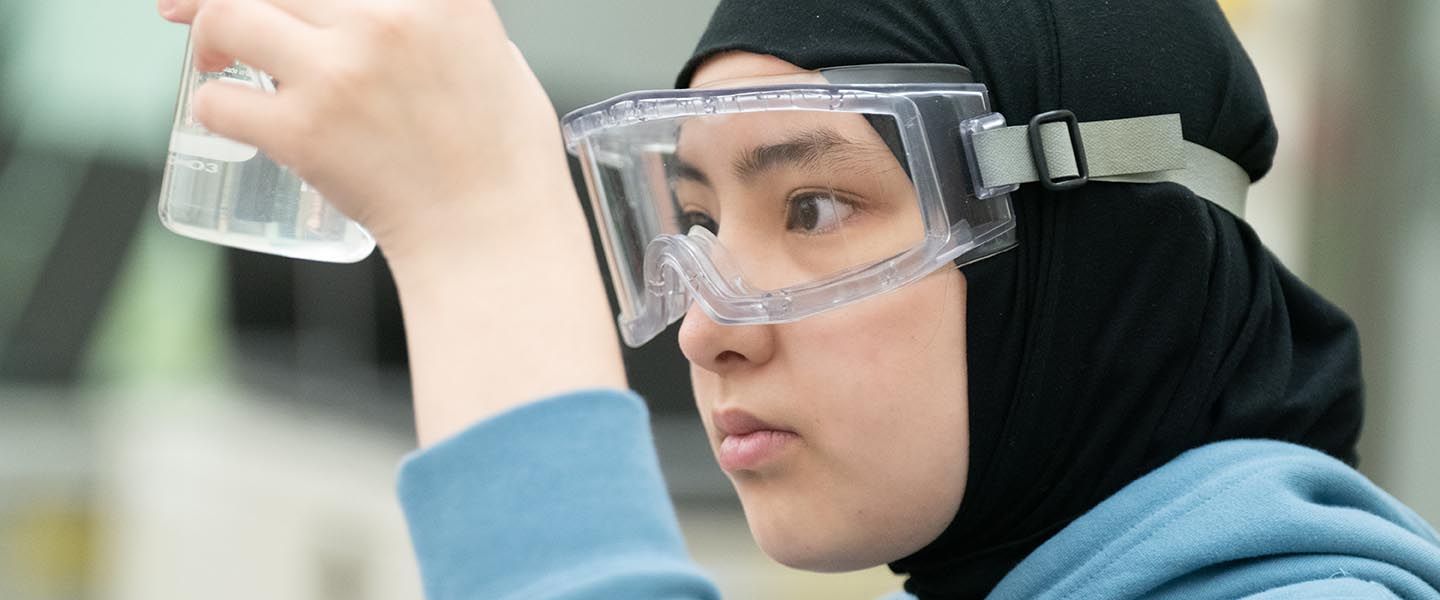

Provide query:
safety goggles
left=561, top=64, right=1249, bottom=347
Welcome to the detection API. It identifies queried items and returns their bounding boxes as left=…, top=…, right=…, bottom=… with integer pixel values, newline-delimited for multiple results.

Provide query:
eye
left=785, top=190, right=858, bottom=234
left=679, top=209, right=719, bottom=234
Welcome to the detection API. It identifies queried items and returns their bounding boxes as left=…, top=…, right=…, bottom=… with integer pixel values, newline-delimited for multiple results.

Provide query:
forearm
left=159, top=0, right=627, bottom=448
left=386, top=176, right=628, bottom=447
left=397, top=390, right=719, bottom=599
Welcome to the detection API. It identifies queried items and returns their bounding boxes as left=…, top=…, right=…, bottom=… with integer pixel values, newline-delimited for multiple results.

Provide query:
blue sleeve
left=1242, top=577, right=1401, bottom=599
left=396, top=389, right=722, bottom=600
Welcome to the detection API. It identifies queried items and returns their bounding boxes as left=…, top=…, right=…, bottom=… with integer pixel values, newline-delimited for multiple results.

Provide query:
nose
left=677, top=302, right=776, bottom=374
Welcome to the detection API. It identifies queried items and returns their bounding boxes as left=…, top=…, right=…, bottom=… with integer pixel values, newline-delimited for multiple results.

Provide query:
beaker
left=157, top=35, right=374, bottom=263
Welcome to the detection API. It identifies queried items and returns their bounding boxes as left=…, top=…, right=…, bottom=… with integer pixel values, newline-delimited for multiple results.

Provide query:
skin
left=159, top=0, right=969, bottom=574
left=160, top=0, right=627, bottom=446
left=684, top=53, right=969, bottom=572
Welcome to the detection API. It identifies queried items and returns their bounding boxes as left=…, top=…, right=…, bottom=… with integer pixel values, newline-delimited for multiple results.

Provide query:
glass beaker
left=157, top=35, right=375, bottom=263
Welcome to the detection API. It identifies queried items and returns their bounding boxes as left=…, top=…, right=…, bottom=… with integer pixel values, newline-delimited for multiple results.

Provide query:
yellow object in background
left=1218, top=0, right=1253, bottom=23
left=2, top=496, right=93, bottom=599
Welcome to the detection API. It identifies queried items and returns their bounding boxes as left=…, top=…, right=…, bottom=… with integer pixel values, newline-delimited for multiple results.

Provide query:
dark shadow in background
left=215, top=155, right=696, bottom=415
left=0, top=145, right=155, bottom=382
left=0, top=27, right=692, bottom=420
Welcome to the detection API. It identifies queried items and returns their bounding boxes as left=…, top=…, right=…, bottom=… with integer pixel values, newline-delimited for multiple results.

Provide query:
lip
left=713, top=407, right=798, bottom=473
left=713, top=407, right=791, bottom=437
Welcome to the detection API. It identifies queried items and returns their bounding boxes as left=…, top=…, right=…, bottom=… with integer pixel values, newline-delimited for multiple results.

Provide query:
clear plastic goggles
left=561, top=65, right=1017, bottom=347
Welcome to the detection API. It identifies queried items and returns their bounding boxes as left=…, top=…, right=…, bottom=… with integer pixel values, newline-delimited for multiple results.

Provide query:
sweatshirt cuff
left=396, top=388, right=715, bottom=599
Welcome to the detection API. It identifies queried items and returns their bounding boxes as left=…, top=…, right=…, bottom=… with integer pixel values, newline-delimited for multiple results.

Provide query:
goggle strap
left=971, top=113, right=1250, bottom=217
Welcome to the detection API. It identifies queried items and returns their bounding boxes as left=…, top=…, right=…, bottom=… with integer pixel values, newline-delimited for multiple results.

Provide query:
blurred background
left=1, top=1, right=1437, bottom=598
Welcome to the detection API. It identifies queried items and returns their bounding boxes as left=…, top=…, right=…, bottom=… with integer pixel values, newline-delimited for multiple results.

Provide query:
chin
left=751, top=527, right=891, bottom=573
left=733, top=468, right=959, bottom=574
left=739, top=492, right=898, bottom=573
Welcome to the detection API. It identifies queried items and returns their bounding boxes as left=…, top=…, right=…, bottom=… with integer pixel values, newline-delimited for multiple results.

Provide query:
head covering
left=677, top=2, right=1365, bottom=599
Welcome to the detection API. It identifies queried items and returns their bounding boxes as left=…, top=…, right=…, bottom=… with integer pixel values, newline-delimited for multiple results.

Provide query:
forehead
left=688, top=51, right=810, bottom=88
left=673, top=110, right=900, bottom=186
left=677, top=110, right=879, bottom=153
left=680, top=53, right=902, bottom=173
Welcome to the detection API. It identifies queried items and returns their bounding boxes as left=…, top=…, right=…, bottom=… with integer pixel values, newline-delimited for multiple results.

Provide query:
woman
left=158, top=0, right=1440, bottom=597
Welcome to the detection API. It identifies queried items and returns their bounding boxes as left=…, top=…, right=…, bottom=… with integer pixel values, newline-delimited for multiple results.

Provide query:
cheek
left=784, top=269, right=965, bottom=403
left=755, top=270, right=970, bottom=566
left=775, top=269, right=968, bottom=469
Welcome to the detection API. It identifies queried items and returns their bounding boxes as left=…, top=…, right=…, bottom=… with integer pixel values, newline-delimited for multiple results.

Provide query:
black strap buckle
left=1028, top=109, right=1088, bottom=191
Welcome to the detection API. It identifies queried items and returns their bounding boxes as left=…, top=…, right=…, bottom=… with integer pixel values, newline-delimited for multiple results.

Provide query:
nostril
left=716, top=350, right=745, bottom=363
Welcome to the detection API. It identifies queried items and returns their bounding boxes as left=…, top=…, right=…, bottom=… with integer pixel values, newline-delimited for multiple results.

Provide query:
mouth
left=712, top=407, right=800, bottom=473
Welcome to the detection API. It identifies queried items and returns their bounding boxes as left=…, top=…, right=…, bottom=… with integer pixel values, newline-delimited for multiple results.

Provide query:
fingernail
left=158, top=0, right=177, bottom=17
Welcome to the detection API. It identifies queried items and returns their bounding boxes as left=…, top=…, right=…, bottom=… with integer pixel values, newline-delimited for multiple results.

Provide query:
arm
left=382, top=154, right=628, bottom=447
left=398, top=389, right=719, bottom=599
left=156, top=1, right=717, bottom=597
left=159, top=0, right=627, bottom=446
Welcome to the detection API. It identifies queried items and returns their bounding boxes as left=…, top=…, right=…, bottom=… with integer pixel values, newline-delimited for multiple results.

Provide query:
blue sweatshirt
left=396, top=389, right=1440, bottom=599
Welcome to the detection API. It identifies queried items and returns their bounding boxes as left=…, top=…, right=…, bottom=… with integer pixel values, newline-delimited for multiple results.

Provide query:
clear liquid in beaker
left=157, top=41, right=374, bottom=263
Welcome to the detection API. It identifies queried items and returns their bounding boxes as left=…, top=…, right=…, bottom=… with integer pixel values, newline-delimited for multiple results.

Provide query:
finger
left=263, top=0, right=342, bottom=26
left=191, top=80, right=304, bottom=166
left=159, top=0, right=201, bottom=24
left=162, top=0, right=340, bottom=27
left=192, top=0, right=320, bottom=81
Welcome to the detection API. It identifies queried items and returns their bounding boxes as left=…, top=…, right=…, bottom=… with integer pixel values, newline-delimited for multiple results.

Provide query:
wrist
left=374, top=175, right=628, bottom=447
left=377, top=170, right=585, bottom=284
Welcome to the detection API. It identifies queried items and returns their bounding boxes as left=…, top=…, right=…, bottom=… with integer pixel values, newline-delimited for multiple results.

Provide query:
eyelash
left=676, top=188, right=867, bottom=236
left=784, top=189, right=863, bottom=235
left=678, top=207, right=719, bottom=235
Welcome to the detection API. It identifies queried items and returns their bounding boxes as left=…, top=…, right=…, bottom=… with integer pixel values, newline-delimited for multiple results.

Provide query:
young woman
left=158, top=0, right=1440, bottom=597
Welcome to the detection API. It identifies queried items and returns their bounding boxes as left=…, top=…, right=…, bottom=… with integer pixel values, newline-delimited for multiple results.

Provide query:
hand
left=159, top=0, right=569, bottom=260
left=159, top=0, right=628, bottom=446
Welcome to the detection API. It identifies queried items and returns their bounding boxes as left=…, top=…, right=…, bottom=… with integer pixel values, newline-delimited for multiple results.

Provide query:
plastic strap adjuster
left=1028, top=110, right=1088, bottom=191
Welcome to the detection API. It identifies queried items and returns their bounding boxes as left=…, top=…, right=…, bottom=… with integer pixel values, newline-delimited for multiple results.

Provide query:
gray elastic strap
left=972, top=114, right=1250, bottom=217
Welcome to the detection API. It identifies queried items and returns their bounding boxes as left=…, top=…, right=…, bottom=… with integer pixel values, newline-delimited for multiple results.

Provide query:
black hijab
left=677, top=1, right=1365, bottom=598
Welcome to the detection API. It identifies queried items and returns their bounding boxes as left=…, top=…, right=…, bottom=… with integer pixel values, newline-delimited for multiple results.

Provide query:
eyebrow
left=671, top=127, right=869, bottom=188
left=670, top=159, right=711, bottom=187
left=733, top=128, right=860, bottom=182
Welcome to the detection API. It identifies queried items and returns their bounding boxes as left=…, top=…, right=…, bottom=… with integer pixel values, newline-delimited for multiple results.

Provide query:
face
left=678, top=52, right=970, bottom=572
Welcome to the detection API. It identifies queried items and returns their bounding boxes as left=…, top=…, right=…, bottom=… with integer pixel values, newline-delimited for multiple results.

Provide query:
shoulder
left=991, top=440, right=1440, bottom=599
